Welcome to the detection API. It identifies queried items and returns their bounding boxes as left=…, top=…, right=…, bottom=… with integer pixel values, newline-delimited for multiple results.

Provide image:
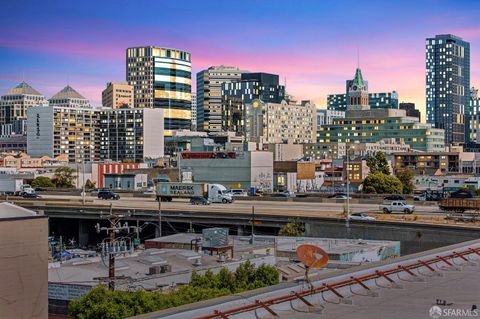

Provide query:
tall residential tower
left=126, top=46, right=192, bottom=135
left=426, top=34, right=470, bottom=144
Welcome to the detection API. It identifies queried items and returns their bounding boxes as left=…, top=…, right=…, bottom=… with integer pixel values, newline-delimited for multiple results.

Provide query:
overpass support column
left=237, top=225, right=245, bottom=236
left=78, top=220, right=89, bottom=246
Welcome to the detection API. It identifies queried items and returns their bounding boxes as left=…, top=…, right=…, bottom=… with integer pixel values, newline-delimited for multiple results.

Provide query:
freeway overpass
left=5, top=194, right=480, bottom=255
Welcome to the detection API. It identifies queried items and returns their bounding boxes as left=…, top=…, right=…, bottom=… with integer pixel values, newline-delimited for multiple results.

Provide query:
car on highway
left=383, top=194, right=405, bottom=201
left=379, top=201, right=414, bottom=214
left=413, top=193, right=426, bottom=201
left=97, top=190, right=120, bottom=200
left=348, top=213, right=376, bottom=221
left=190, top=197, right=210, bottom=205
left=227, top=189, right=248, bottom=197
left=329, top=194, right=351, bottom=200
left=22, top=193, right=40, bottom=199
left=142, top=188, right=156, bottom=195
left=275, top=191, right=296, bottom=198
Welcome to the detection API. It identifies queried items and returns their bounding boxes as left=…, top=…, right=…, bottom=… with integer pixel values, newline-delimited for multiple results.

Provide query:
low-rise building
left=0, top=135, right=27, bottom=153
left=90, top=162, right=147, bottom=188
left=414, top=175, right=480, bottom=191
left=393, top=152, right=461, bottom=175
left=273, top=161, right=318, bottom=192
left=179, top=151, right=273, bottom=191
left=0, top=203, right=48, bottom=319
left=103, top=173, right=148, bottom=190
left=1, top=153, right=68, bottom=169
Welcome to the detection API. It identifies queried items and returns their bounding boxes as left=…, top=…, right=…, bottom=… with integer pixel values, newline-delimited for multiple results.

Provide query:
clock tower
left=347, top=68, right=370, bottom=110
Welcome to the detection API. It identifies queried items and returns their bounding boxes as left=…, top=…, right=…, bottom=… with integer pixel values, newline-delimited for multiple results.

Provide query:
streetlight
left=80, top=144, right=95, bottom=205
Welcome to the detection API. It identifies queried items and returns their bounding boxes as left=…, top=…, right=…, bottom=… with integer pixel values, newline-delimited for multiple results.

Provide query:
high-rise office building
left=426, top=34, right=470, bottom=144
left=191, top=92, right=197, bottom=131
left=99, top=108, right=164, bottom=162
left=27, top=106, right=100, bottom=163
left=0, top=81, right=48, bottom=125
left=399, top=102, right=421, bottom=122
left=222, top=73, right=285, bottom=133
left=126, top=46, right=192, bottom=135
left=469, top=87, right=480, bottom=143
left=196, top=66, right=246, bottom=132
left=49, top=85, right=91, bottom=108
left=102, top=82, right=134, bottom=108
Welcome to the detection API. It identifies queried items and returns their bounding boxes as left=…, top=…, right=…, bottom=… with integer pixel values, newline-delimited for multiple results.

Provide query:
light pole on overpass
left=346, top=144, right=355, bottom=231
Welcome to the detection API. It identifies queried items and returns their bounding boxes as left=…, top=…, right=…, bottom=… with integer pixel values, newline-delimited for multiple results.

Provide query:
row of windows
left=155, top=67, right=191, bottom=79
left=154, top=82, right=191, bottom=92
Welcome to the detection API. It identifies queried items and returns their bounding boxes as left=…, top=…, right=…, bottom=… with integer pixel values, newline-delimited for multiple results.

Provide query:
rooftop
left=49, top=85, right=87, bottom=101
left=3, top=81, right=43, bottom=96
left=48, top=248, right=275, bottom=292
left=0, top=202, right=38, bottom=219
left=134, top=239, right=480, bottom=319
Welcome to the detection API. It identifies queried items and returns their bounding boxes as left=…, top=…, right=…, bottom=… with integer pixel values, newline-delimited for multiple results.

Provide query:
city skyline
left=1, top=0, right=480, bottom=121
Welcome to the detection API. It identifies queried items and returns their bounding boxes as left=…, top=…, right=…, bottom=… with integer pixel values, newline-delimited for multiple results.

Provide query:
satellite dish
left=296, top=244, right=329, bottom=269
left=296, top=244, right=329, bottom=289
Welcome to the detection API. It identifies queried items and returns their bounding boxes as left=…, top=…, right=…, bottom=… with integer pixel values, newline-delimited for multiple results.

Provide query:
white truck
left=379, top=201, right=415, bottom=214
left=0, top=179, right=35, bottom=196
left=155, top=182, right=233, bottom=203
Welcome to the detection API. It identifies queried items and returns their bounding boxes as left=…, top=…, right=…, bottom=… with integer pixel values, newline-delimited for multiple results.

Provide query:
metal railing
left=195, top=246, right=480, bottom=319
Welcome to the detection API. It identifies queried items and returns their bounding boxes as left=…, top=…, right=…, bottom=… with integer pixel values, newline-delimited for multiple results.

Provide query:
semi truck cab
left=208, top=184, right=234, bottom=203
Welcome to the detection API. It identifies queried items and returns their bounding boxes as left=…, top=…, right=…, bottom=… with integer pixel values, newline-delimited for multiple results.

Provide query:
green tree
left=31, top=176, right=55, bottom=188
left=396, top=168, right=415, bottom=194
left=84, top=179, right=96, bottom=190
left=362, top=172, right=403, bottom=194
left=54, top=166, right=76, bottom=188
left=366, top=152, right=391, bottom=175
left=254, top=264, right=279, bottom=288
left=69, top=261, right=280, bottom=319
left=278, top=218, right=305, bottom=237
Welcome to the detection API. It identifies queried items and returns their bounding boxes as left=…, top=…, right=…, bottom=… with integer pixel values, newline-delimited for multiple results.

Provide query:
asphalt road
left=35, top=194, right=442, bottom=219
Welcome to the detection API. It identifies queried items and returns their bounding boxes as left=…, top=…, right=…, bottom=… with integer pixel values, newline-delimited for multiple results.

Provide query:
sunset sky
left=1, top=0, right=480, bottom=121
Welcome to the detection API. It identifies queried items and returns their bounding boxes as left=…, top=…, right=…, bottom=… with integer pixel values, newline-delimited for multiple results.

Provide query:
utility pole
left=158, top=197, right=162, bottom=238
left=250, top=206, right=255, bottom=244
left=95, top=203, right=138, bottom=290
left=108, top=214, right=116, bottom=290
left=82, top=147, right=86, bottom=206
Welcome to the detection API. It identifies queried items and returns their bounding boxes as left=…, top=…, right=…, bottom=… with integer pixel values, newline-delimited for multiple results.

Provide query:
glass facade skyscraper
left=196, top=66, right=246, bottom=132
left=426, top=34, right=470, bottom=144
left=221, top=73, right=285, bottom=133
left=126, top=46, right=192, bottom=135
